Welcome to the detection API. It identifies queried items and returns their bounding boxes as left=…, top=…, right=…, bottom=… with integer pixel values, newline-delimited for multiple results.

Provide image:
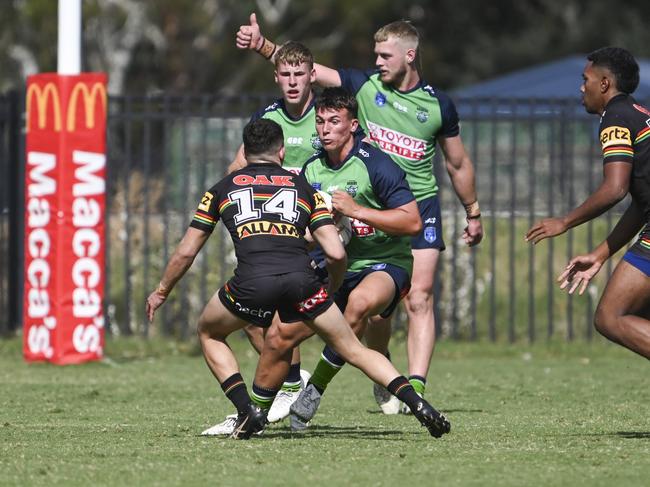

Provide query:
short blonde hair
left=275, top=41, right=314, bottom=69
left=374, top=20, right=419, bottom=50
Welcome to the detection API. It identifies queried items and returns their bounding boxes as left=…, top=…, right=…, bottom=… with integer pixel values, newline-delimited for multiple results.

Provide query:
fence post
left=7, top=90, right=24, bottom=333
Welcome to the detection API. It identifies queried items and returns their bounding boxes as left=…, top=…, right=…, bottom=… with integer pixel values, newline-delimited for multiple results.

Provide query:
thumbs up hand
left=236, top=12, right=263, bottom=50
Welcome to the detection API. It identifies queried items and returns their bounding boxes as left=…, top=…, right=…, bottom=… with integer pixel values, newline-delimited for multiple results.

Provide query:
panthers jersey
left=338, top=68, right=460, bottom=201
left=301, top=137, right=415, bottom=275
left=190, top=162, right=334, bottom=278
left=599, top=94, right=650, bottom=255
left=251, top=97, right=321, bottom=173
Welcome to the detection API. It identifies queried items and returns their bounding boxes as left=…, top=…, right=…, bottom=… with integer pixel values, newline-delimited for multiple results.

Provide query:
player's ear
left=274, top=70, right=279, bottom=84
left=405, top=47, right=417, bottom=65
left=278, top=145, right=286, bottom=163
left=350, top=118, right=359, bottom=134
left=600, top=75, right=610, bottom=94
left=310, top=67, right=316, bottom=84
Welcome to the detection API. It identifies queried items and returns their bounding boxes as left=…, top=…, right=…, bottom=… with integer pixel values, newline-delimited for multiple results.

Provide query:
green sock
left=408, top=375, right=426, bottom=395
left=309, top=348, right=345, bottom=392
left=250, top=383, right=278, bottom=410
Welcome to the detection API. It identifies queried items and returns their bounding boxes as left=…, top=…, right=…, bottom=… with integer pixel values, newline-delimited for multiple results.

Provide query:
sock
left=220, top=373, right=250, bottom=416
left=409, top=375, right=426, bottom=395
left=309, top=346, right=345, bottom=394
left=250, top=383, right=279, bottom=410
left=281, top=363, right=302, bottom=393
left=386, top=376, right=423, bottom=411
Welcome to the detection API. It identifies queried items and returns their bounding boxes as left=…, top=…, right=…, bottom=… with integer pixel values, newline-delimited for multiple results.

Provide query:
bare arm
left=312, top=224, right=347, bottom=293
left=558, top=200, right=644, bottom=295
left=526, top=161, right=632, bottom=244
left=226, top=144, right=247, bottom=175
left=235, top=12, right=342, bottom=87
left=331, top=190, right=422, bottom=236
left=146, top=227, right=209, bottom=321
left=438, top=135, right=483, bottom=246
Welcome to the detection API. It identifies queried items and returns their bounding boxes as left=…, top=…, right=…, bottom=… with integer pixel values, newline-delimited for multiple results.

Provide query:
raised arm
left=235, top=12, right=342, bottom=87
left=438, top=134, right=483, bottom=246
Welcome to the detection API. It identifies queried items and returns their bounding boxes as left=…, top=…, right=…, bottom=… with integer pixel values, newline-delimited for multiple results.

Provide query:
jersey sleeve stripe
left=310, top=210, right=332, bottom=224
left=603, top=146, right=634, bottom=158
left=193, top=212, right=217, bottom=227
left=635, top=127, right=650, bottom=144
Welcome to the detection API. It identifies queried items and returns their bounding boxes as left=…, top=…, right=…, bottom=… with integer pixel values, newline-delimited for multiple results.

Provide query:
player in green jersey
left=251, top=88, right=450, bottom=432
left=237, top=15, right=483, bottom=414
left=204, top=42, right=320, bottom=435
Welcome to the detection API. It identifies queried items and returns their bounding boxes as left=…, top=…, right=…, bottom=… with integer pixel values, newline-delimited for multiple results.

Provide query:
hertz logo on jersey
left=600, top=126, right=631, bottom=148
left=237, top=220, right=300, bottom=239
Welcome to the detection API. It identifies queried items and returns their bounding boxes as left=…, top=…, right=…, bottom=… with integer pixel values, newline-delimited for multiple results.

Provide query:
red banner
left=23, top=73, right=107, bottom=364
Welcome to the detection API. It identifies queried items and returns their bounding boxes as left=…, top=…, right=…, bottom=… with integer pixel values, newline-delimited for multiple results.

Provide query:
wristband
left=464, top=200, right=480, bottom=218
left=466, top=213, right=481, bottom=220
left=256, top=37, right=277, bottom=60
left=156, top=282, right=169, bottom=297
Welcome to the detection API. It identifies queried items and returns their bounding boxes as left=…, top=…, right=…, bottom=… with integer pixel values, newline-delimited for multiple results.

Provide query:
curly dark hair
left=587, top=47, right=639, bottom=94
left=243, top=118, right=284, bottom=158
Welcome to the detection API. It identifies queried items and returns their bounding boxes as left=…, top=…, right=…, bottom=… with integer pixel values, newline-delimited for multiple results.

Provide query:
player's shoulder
left=418, top=82, right=456, bottom=106
left=356, top=140, right=401, bottom=171
left=252, top=98, right=284, bottom=120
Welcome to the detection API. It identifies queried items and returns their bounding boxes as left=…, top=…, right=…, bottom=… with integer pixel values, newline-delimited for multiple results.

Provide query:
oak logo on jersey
left=233, top=174, right=295, bottom=187
left=237, top=220, right=299, bottom=239
left=198, top=191, right=214, bottom=212
left=600, top=126, right=631, bottom=148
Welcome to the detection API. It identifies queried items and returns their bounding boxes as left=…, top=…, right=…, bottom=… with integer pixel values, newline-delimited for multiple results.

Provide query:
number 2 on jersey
left=229, top=188, right=299, bottom=224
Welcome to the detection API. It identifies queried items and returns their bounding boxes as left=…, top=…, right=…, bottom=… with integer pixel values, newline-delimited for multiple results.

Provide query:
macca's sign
left=26, top=80, right=107, bottom=132
left=24, top=74, right=107, bottom=365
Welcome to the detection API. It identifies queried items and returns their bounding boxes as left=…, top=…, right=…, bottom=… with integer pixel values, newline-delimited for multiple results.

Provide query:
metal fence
left=2, top=92, right=638, bottom=341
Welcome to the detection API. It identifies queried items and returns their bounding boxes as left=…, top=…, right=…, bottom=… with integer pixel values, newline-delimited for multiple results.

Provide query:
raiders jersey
left=190, top=162, right=334, bottom=278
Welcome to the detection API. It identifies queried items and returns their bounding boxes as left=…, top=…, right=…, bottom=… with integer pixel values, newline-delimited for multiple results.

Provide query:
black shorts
left=334, top=263, right=411, bottom=319
left=218, top=271, right=333, bottom=327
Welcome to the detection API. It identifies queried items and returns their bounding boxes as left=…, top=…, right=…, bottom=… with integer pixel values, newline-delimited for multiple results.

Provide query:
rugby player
left=146, top=118, right=451, bottom=439
left=205, top=41, right=321, bottom=435
left=237, top=14, right=483, bottom=414
left=527, top=47, right=650, bottom=359
left=252, top=87, right=449, bottom=431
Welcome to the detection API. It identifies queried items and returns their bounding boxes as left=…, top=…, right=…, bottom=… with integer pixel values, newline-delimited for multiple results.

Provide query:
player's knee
left=593, top=303, right=620, bottom=339
left=264, top=325, right=294, bottom=354
left=404, top=287, right=433, bottom=314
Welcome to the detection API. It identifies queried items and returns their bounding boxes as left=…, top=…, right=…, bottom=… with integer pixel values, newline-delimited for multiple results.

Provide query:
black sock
left=386, top=376, right=422, bottom=411
left=220, top=373, right=250, bottom=416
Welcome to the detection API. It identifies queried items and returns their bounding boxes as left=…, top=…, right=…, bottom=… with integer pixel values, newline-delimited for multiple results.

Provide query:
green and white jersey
left=338, top=69, right=460, bottom=201
left=251, top=97, right=321, bottom=173
left=301, top=138, right=415, bottom=275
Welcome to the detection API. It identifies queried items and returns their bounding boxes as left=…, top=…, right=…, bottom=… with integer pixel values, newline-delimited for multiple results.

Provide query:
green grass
left=1, top=335, right=648, bottom=487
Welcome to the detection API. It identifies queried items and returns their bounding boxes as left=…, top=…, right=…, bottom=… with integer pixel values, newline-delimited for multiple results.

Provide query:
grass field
left=1, top=334, right=648, bottom=487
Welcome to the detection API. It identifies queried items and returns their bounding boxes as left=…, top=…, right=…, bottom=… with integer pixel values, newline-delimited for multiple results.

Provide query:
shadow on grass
left=198, top=424, right=418, bottom=441
left=615, top=431, right=650, bottom=439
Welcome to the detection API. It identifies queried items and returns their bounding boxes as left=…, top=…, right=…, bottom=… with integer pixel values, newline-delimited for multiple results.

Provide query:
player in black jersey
left=146, top=119, right=451, bottom=439
left=526, top=47, right=650, bottom=359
